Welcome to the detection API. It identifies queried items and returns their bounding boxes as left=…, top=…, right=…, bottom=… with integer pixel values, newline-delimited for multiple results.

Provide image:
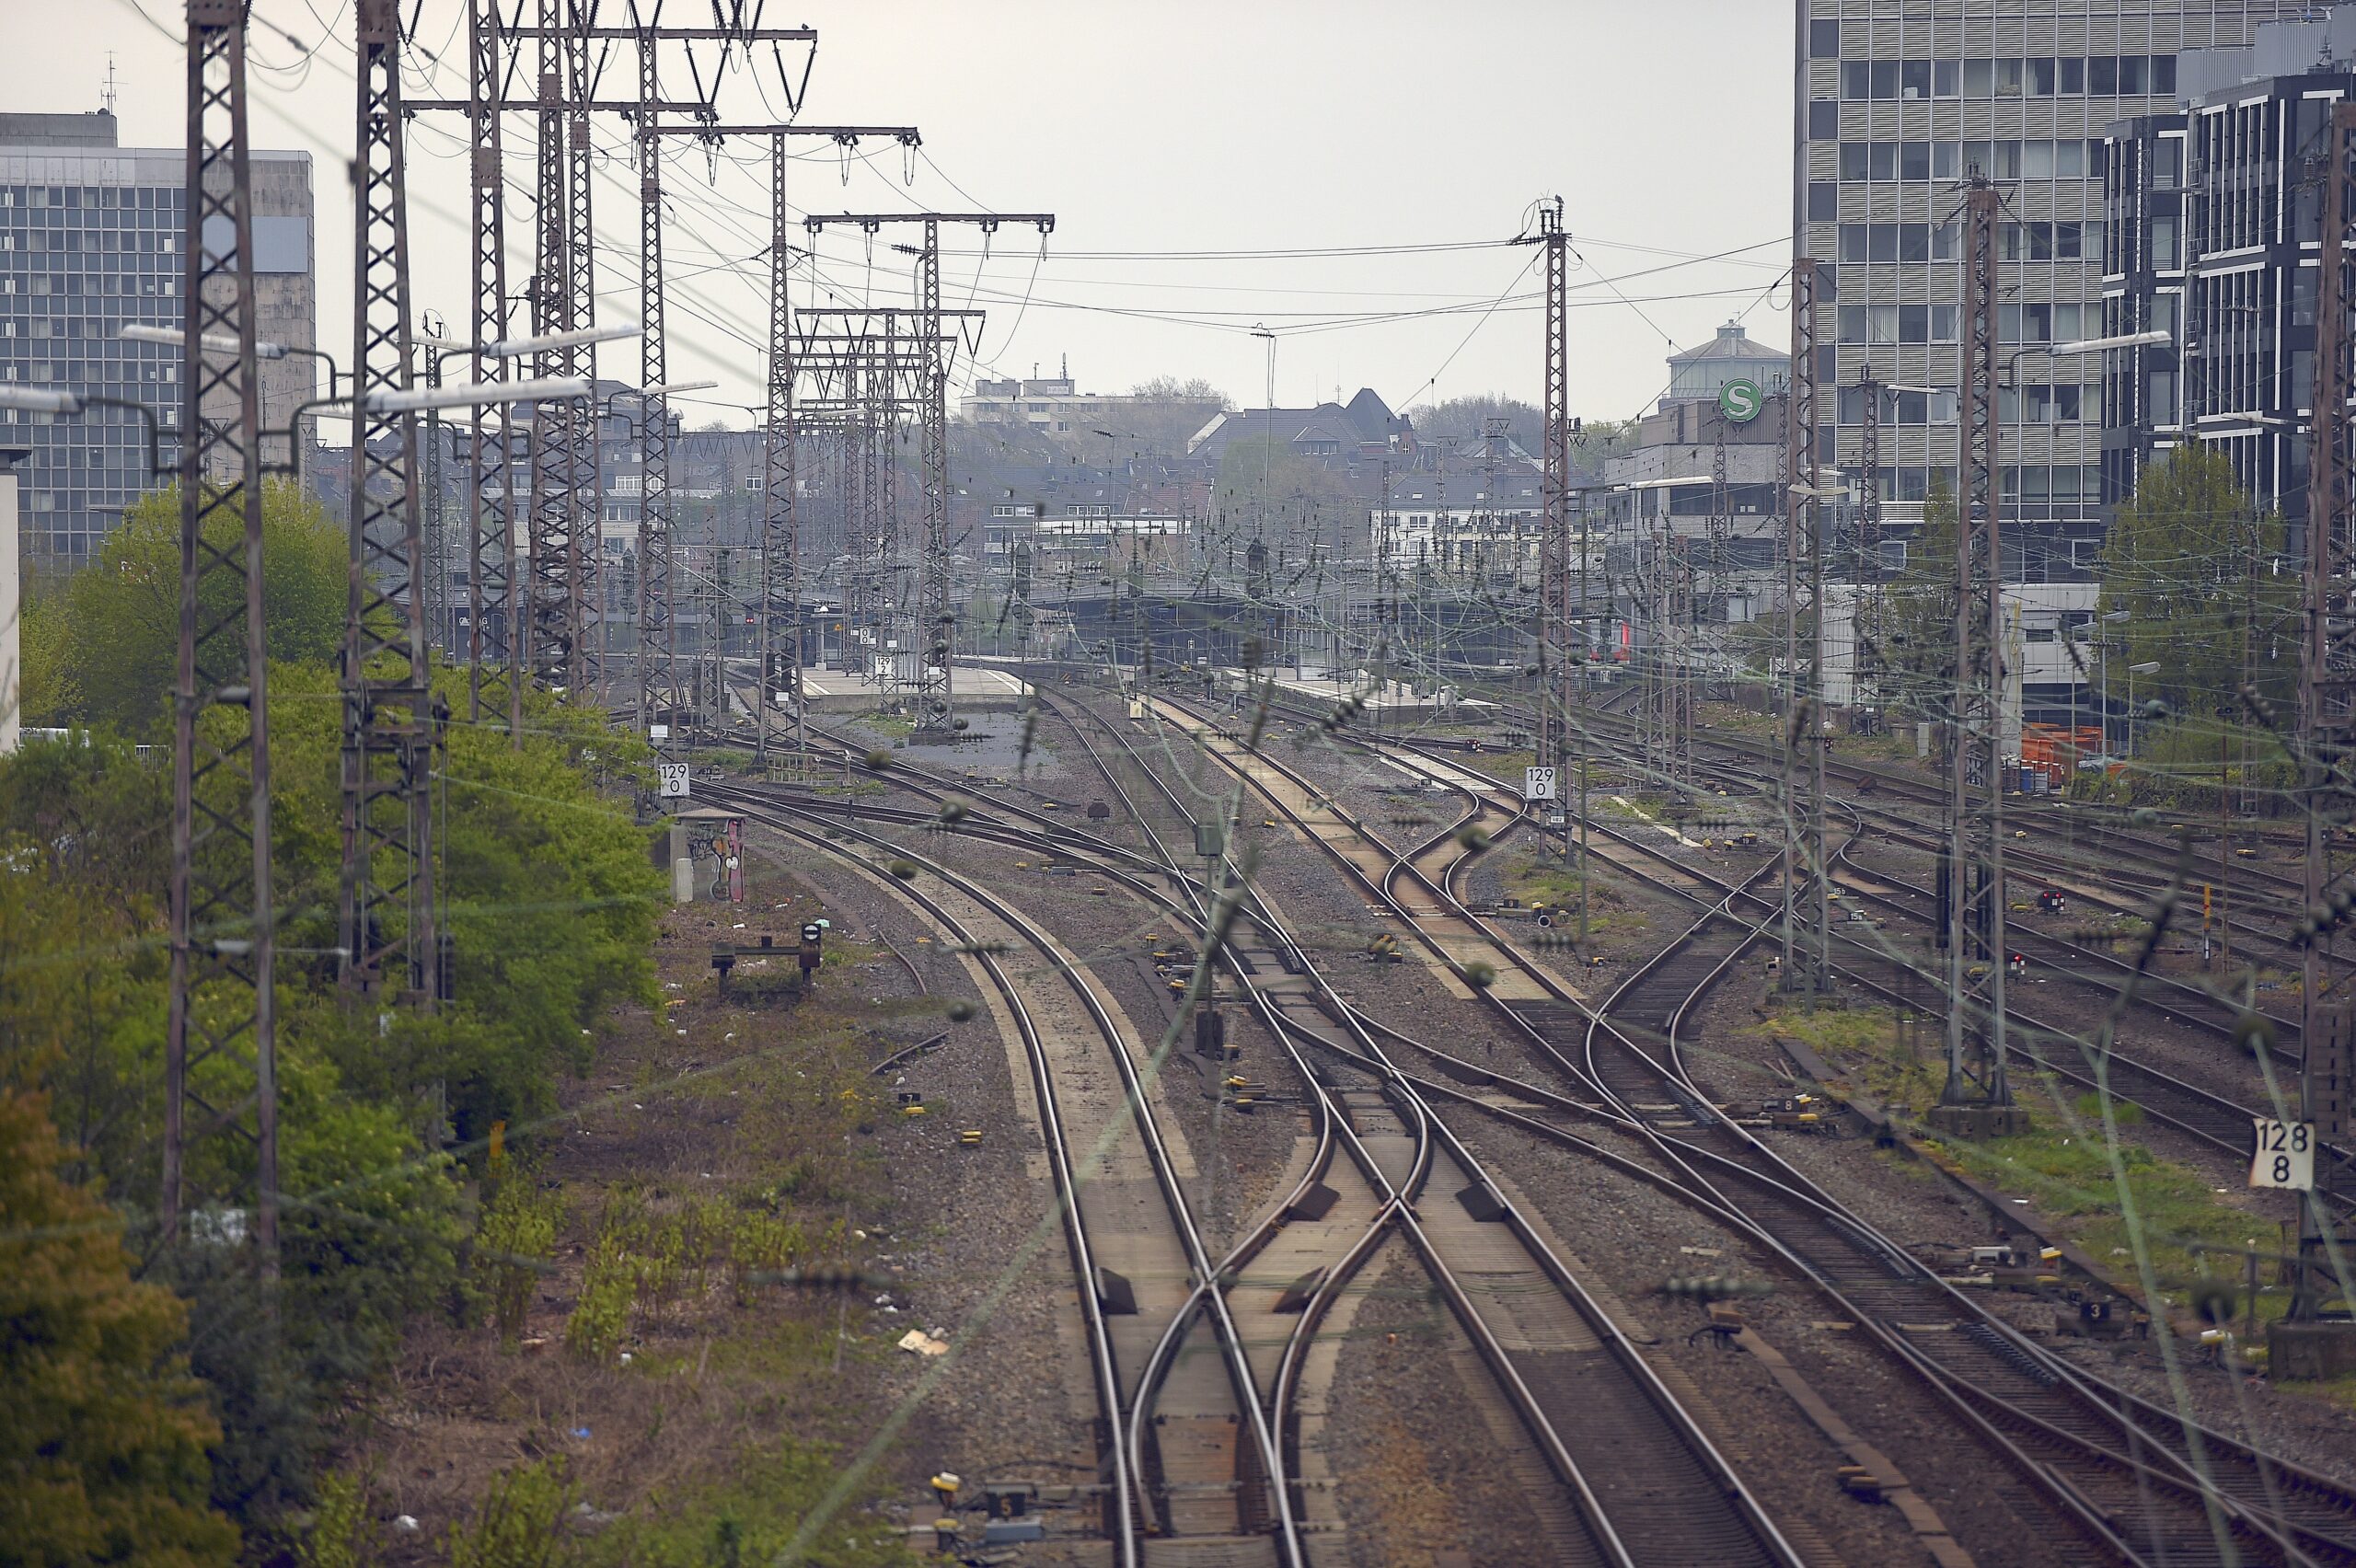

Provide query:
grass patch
left=1935, top=1113, right=2281, bottom=1320
left=1751, top=1004, right=1945, bottom=1113
left=578, top=1437, right=915, bottom=1566
left=1504, top=861, right=1646, bottom=935
left=1762, top=1005, right=2283, bottom=1319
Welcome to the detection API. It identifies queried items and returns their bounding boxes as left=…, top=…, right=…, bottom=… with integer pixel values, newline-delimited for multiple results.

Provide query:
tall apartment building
left=1794, top=3, right=2295, bottom=582
left=0, top=110, right=315, bottom=560
left=2101, top=11, right=2356, bottom=541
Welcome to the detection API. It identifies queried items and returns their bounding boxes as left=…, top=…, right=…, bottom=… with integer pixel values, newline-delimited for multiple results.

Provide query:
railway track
left=1137, top=685, right=2356, bottom=1567
left=1493, top=693, right=2313, bottom=970
left=710, top=787, right=1293, bottom=1568
left=1041, top=687, right=1799, bottom=1568
left=733, top=694, right=1800, bottom=1563
left=1320, top=713, right=2356, bottom=1226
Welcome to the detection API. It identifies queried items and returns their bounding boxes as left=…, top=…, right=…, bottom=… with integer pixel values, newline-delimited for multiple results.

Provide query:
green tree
left=0, top=1086, right=239, bottom=1567
left=1411, top=395, right=1639, bottom=461
left=59, top=478, right=349, bottom=732
left=1124, top=375, right=1230, bottom=453
left=0, top=663, right=656, bottom=1539
left=1875, top=477, right=1958, bottom=723
left=15, top=586, right=77, bottom=727
left=2098, top=443, right=2294, bottom=721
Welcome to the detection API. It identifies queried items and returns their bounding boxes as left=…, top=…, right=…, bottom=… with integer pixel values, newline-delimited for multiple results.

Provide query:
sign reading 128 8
left=1719, top=377, right=1763, bottom=423
left=2249, top=1117, right=2315, bottom=1191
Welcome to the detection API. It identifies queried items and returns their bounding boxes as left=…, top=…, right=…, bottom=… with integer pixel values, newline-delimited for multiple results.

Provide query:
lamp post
left=0, top=385, right=168, bottom=478
left=2127, top=660, right=2161, bottom=758
left=2095, top=607, right=2131, bottom=757
left=120, top=323, right=344, bottom=498
left=416, top=321, right=637, bottom=724
left=594, top=379, right=716, bottom=726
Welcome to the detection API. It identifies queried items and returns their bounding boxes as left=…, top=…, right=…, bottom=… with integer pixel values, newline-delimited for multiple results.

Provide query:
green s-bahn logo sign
left=1719, top=377, right=1763, bottom=423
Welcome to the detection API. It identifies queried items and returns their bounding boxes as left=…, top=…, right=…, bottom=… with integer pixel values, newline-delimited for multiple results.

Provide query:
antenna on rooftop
left=101, top=52, right=118, bottom=115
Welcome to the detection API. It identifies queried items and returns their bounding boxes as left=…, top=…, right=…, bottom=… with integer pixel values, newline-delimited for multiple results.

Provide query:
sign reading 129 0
left=1719, top=378, right=1763, bottom=423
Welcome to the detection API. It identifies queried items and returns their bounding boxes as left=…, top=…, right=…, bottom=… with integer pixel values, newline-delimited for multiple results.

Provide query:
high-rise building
left=2101, top=11, right=2356, bottom=540
left=1794, top=3, right=2296, bottom=583
left=0, top=110, right=315, bottom=560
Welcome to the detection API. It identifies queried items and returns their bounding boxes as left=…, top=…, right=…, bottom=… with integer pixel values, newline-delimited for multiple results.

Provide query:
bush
left=446, top=1458, right=572, bottom=1568
left=477, top=1179, right=564, bottom=1344
left=0, top=677, right=657, bottom=1539
left=0, top=1089, right=239, bottom=1566
left=49, top=478, right=349, bottom=733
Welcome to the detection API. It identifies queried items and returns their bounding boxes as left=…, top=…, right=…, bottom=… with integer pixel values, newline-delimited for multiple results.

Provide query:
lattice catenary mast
left=1932, top=174, right=2022, bottom=1136
left=1780, top=257, right=1827, bottom=995
left=2292, top=99, right=2356, bottom=1311
left=803, top=212, right=1055, bottom=739
left=341, top=0, right=440, bottom=1006
left=164, top=0, right=276, bottom=1269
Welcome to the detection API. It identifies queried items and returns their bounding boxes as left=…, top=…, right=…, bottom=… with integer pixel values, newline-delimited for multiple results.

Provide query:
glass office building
left=2102, top=13, right=2356, bottom=546
left=0, top=110, right=313, bottom=561
left=1794, top=3, right=2296, bottom=580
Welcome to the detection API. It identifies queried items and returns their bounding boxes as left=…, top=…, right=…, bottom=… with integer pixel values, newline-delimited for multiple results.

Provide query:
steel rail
left=1336, top=715, right=2356, bottom=1565
left=721, top=803, right=1143, bottom=1563
left=1356, top=721, right=2350, bottom=1221
left=1160, top=691, right=2356, bottom=1567
left=1103, top=690, right=1798, bottom=1567
left=720, top=790, right=1299, bottom=1563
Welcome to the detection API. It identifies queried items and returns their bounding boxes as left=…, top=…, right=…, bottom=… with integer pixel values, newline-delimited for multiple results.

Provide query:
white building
left=962, top=372, right=1218, bottom=439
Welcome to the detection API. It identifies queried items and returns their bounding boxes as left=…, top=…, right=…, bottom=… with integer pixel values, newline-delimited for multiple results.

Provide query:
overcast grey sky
left=9, top=1, right=1792, bottom=432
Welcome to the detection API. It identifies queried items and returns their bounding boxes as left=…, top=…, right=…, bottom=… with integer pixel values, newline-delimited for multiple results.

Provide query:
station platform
left=796, top=664, right=1033, bottom=711
left=1213, top=668, right=1496, bottom=721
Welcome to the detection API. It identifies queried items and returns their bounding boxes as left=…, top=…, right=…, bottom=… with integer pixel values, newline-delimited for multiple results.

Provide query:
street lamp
left=2050, top=329, right=2173, bottom=357
left=477, top=321, right=641, bottom=360
left=119, top=319, right=323, bottom=370
left=2100, top=607, right=2131, bottom=757
left=0, top=384, right=169, bottom=475
left=2004, top=329, right=2173, bottom=396
left=595, top=380, right=717, bottom=721
left=121, top=322, right=349, bottom=490
left=2127, top=660, right=2161, bottom=758
left=406, top=322, right=640, bottom=675
left=364, top=376, right=592, bottom=416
